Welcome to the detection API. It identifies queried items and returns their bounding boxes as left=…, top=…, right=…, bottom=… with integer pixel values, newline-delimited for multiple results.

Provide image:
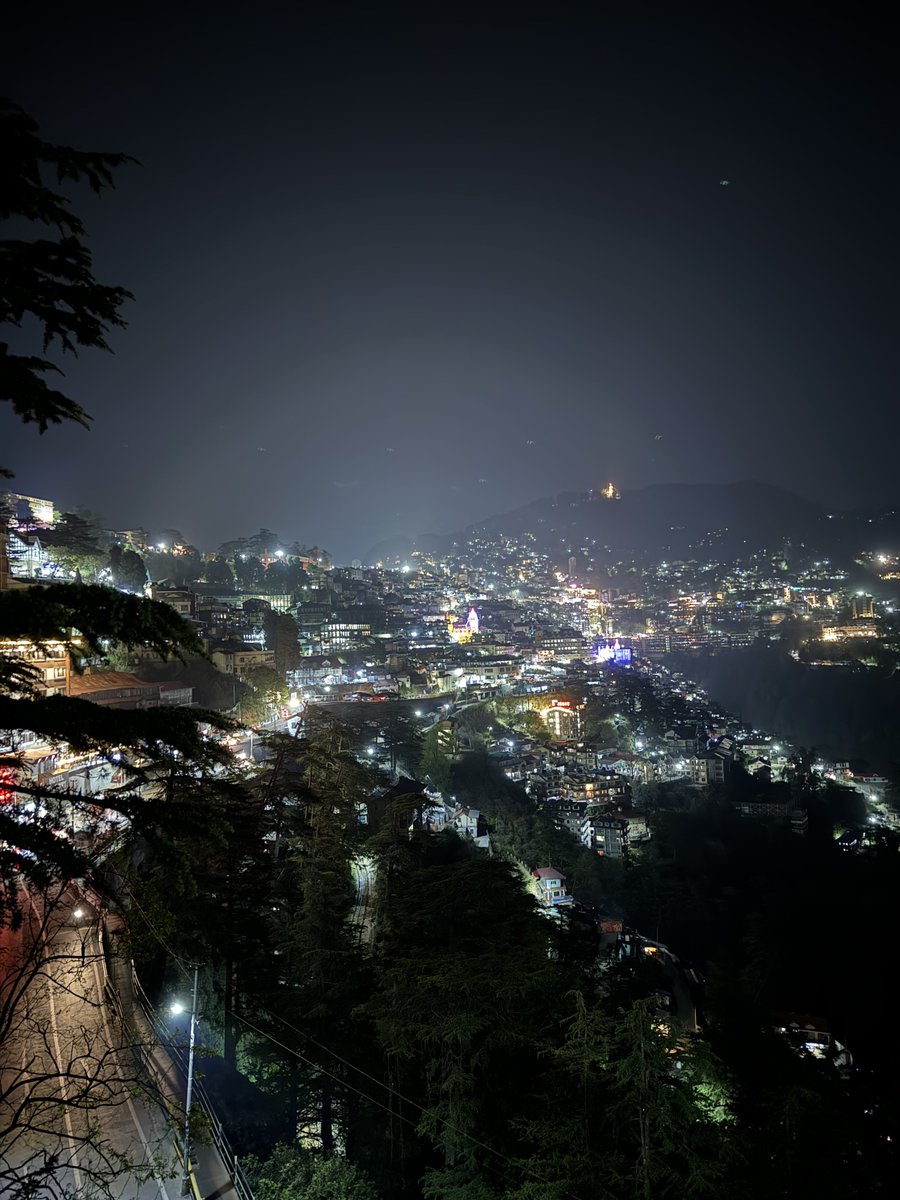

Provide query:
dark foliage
left=0, top=97, right=135, bottom=451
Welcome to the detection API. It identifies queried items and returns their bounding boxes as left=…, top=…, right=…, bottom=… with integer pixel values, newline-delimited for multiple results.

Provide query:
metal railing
left=129, top=969, right=256, bottom=1200
left=94, top=910, right=254, bottom=1200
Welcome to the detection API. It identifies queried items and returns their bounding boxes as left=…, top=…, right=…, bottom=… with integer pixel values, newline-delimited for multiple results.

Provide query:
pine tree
left=363, top=853, right=562, bottom=1200
left=600, top=999, right=734, bottom=1200
left=1, top=97, right=134, bottom=466
left=237, top=730, right=370, bottom=1151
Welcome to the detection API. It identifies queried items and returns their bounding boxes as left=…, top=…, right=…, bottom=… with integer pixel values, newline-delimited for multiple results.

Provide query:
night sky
left=4, top=3, right=898, bottom=559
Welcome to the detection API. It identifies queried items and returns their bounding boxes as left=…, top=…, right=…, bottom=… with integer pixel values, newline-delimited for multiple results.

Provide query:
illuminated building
left=0, top=639, right=70, bottom=698
left=321, top=617, right=373, bottom=651
left=211, top=644, right=277, bottom=678
left=821, top=622, right=880, bottom=641
left=540, top=700, right=582, bottom=741
left=592, top=639, right=633, bottom=665
left=601, top=482, right=621, bottom=500
left=114, top=527, right=150, bottom=550
left=446, top=607, right=479, bottom=643
left=1, top=491, right=58, bottom=526
left=531, top=867, right=573, bottom=907
left=5, top=530, right=49, bottom=579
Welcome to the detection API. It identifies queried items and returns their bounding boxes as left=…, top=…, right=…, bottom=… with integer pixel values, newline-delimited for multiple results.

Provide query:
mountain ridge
left=365, top=479, right=828, bottom=564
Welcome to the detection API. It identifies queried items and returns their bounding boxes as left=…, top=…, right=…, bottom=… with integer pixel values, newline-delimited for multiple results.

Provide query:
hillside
left=367, top=480, right=827, bottom=564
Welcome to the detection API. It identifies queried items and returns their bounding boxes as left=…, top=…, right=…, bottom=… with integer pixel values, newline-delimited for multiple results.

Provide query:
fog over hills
left=366, top=480, right=828, bottom=565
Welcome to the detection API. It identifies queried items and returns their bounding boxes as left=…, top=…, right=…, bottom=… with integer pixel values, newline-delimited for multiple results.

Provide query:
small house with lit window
left=531, top=866, right=573, bottom=907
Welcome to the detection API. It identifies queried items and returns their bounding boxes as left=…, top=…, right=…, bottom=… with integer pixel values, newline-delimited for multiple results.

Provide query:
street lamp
left=170, top=966, right=199, bottom=1196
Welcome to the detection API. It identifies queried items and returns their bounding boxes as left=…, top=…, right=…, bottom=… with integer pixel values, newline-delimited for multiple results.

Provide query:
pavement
left=349, top=855, right=376, bottom=947
left=0, top=885, right=242, bottom=1200
left=0, top=884, right=178, bottom=1198
left=105, top=914, right=243, bottom=1200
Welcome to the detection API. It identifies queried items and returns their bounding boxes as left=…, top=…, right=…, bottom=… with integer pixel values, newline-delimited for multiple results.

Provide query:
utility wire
left=119, top=885, right=588, bottom=1200
left=229, top=1007, right=585, bottom=1200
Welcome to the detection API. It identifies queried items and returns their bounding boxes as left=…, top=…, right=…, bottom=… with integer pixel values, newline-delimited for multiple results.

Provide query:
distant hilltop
left=365, top=480, right=829, bottom=564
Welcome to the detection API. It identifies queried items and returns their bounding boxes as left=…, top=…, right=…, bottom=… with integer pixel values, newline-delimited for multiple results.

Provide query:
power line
left=118, top=886, right=587, bottom=1199
left=116, top=880, right=194, bottom=983
left=229, top=1007, right=585, bottom=1200
left=227, top=1008, right=419, bottom=1132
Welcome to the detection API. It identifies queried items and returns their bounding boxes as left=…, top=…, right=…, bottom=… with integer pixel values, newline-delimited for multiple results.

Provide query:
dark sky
left=4, top=2, right=898, bottom=558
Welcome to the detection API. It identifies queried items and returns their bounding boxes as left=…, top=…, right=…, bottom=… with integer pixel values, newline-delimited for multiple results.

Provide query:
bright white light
left=170, top=1001, right=185, bottom=1016
left=367, top=746, right=375, bottom=756
left=275, top=549, right=284, bottom=558
left=415, top=710, right=423, bottom=717
left=73, top=907, right=85, bottom=920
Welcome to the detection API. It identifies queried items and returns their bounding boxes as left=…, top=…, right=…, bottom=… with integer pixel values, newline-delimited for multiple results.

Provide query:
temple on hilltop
left=601, top=482, right=621, bottom=500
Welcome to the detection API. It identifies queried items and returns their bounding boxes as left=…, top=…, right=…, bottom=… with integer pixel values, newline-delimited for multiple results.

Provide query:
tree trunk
left=320, top=1070, right=334, bottom=1153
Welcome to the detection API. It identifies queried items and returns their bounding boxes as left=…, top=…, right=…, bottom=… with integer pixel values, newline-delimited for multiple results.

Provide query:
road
left=349, top=856, right=376, bottom=948
left=0, top=885, right=178, bottom=1199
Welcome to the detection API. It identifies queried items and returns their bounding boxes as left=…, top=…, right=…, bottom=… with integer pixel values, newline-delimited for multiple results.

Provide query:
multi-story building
left=320, top=617, right=373, bottom=651
left=545, top=798, right=588, bottom=838
left=581, top=813, right=629, bottom=858
left=535, top=628, right=586, bottom=662
left=688, top=751, right=729, bottom=786
left=149, top=585, right=194, bottom=617
left=211, top=644, right=276, bottom=678
left=1, top=491, right=58, bottom=526
left=541, top=700, right=582, bottom=741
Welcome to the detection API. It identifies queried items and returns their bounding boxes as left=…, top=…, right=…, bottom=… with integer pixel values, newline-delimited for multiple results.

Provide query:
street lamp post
left=172, top=966, right=199, bottom=1196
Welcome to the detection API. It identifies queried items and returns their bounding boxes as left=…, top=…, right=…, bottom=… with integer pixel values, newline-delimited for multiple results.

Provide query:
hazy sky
left=4, top=3, right=898, bottom=558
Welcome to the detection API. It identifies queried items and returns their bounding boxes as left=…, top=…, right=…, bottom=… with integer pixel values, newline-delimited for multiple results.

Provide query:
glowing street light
left=170, top=967, right=199, bottom=1196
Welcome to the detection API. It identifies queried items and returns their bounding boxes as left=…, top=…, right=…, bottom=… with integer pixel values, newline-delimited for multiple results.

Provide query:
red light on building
left=0, top=766, right=16, bottom=805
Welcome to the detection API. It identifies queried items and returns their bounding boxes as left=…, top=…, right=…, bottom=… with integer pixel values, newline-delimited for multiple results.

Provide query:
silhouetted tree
left=39, top=510, right=106, bottom=578
left=108, top=542, right=147, bottom=592
left=0, top=97, right=134, bottom=474
left=204, top=555, right=235, bottom=586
